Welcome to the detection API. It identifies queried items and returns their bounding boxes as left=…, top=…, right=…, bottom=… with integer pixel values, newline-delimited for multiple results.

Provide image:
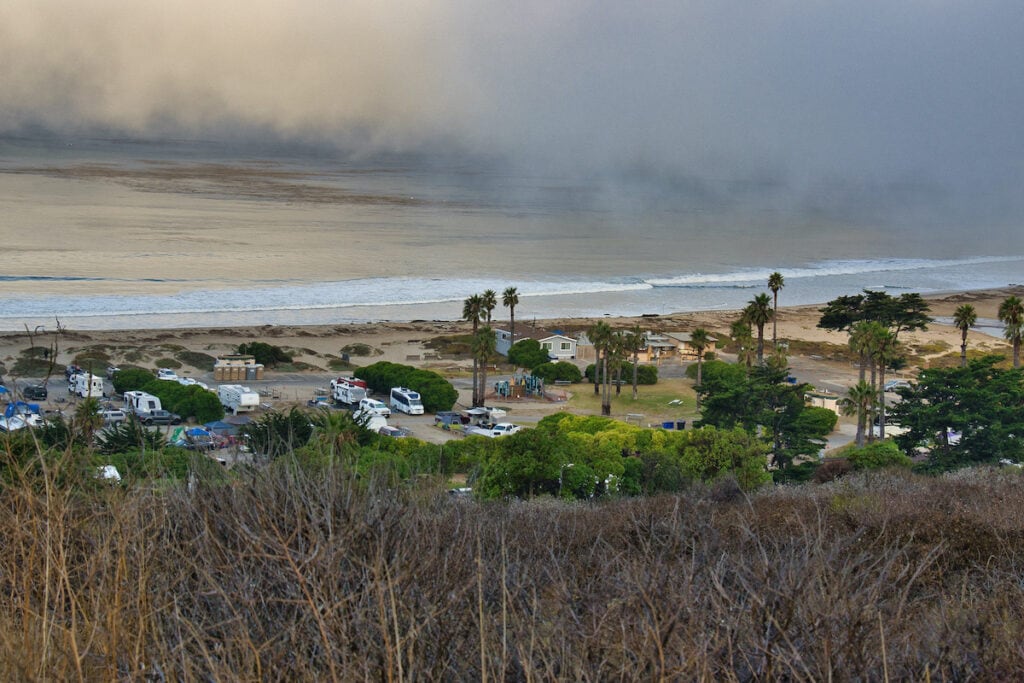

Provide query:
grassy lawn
left=563, top=377, right=698, bottom=425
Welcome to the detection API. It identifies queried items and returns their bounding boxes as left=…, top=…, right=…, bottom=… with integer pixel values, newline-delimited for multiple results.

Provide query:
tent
left=204, top=420, right=239, bottom=435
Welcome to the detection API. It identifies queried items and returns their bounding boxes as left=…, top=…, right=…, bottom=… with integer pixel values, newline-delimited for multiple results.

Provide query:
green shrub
left=508, top=339, right=551, bottom=369
left=843, top=440, right=914, bottom=470
left=340, top=343, right=380, bottom=357
left=112, top=367, right=158, bottom=394
left=237, top=342, right=292, bottom=368
left=155, top=358, right=182, bottom=369
left=585, top=362, right=657, bottom=384
left=530, top=361, right=582, bottom=383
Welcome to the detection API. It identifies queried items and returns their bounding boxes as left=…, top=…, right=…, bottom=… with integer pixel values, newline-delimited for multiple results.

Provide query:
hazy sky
left=2, top=1, right=1022, bottom=225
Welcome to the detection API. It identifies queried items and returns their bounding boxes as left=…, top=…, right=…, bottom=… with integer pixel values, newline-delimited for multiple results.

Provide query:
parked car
left=884, top=379, right=911, bottom=392
left=358, top=398, right=391, bottom=417
left=136, top=410, right=182, bottom=426
left=22, top=383, right=48, bottom=400
left=97, top=408, right=127, bottom=426
left=156, top=369, right=179, bottom=381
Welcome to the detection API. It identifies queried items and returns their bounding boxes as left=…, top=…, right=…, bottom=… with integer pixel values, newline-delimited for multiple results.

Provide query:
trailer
left=69, top=373, right=105, bottom=398
left=331, top=377, right=367, bottom=406
left=218, top=384, right=261, bottom=415
left=123, top=390, right=162, bottom=416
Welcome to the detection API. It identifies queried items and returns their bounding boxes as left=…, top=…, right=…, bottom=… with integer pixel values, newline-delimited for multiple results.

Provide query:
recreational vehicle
left=123, top=391, right=162, bottom=416
left=389, top=387, right=424, bottom=415
left=69, top=373, right=105, bottom=398
left=331, top=377, right=367, bottom=406
left=217, top=384, right=261, bottom=415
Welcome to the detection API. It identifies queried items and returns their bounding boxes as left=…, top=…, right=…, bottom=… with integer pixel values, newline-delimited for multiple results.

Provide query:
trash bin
left=676, top=421, right=686, bottom=430
left=662, top=421, right=674, bottom=429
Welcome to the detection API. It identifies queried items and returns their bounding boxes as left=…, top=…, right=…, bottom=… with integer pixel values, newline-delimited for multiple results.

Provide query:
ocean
left=1, top=135, right=1022, bottom=331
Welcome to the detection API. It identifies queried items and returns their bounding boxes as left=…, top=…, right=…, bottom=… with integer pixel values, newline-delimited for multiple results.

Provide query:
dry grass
left=1, top=446, right=1023, bottom=680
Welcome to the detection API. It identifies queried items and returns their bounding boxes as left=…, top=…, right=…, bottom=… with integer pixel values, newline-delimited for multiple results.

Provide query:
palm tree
left=841, top=380, right=876, bottom=447
left=73, top=396, right=104, bottom=444
left=768, top=271, right=784, bottom=346
left=625, top=325, right=644, bottom=400
left=610, top=331, right=628, bottom=396
left=730, top=319, right=755, bottom=371
left=953, top=303, right=977, bottom=368
left=481, top=289, right=498, bottom=324
left=847, top=321, right=875, bottom=384
left=589, top=321, right=614, bottom=415
left=871, top=328, right=899, bottom=440
left=502, top=286, right=520, bottom=343
left=463, top=294, right=484, bottom=405
left=744, top=293, right=773, bottom=365
left=690, top=327, right=711, bottom=409
left=472, top=326, right=497, bottom=407
left=998, top=295, right=1023, bottom=368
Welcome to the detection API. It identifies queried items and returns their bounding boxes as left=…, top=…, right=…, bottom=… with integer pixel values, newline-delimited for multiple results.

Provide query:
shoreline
left=2, top=285, right=1019, bottom=369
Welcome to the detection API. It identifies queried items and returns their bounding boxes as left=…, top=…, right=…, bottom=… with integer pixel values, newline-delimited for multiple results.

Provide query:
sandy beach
left=2, top=285, right=1019, bottom=379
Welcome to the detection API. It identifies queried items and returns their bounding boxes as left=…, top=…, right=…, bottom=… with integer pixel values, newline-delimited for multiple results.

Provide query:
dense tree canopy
left=697, top=362, right=834, bottom=468
left=507, top=338, right=551, bottom=370
left=889, top=356, right=1024, bottom=470
left=818, top=290, right=932, bottom=336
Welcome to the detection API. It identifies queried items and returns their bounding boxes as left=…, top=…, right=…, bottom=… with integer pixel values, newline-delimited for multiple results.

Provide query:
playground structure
left=494, top=372, right=545, bottom=400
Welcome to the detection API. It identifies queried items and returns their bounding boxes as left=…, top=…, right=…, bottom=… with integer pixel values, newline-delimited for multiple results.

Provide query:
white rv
left=69, top=373, right=105, bottom=398
left=389, top=387, right=424, bottom=415
left=331, top=377, right=367, bottom=406
left=218, top=384, right=261, bottom=415
left=123, top=390, right=162, bottom=416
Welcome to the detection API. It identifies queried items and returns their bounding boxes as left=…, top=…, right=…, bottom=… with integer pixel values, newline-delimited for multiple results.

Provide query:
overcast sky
left=2, top=1, right=1022, bottom=223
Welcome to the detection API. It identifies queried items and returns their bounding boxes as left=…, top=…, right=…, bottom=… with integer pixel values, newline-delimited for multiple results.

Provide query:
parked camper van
left=69, top=373, right=105, bottom=398
left=331, top=377, right=367, bottom=406
left=389, top=387, right=424, bottom=415
left=123, top=390, right=162, bottom=416
left=217, top=384, right=260, bottom=415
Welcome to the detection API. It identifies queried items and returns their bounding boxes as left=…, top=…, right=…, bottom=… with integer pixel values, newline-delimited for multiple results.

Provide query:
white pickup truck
left=466, top=422, right=523, bottom=438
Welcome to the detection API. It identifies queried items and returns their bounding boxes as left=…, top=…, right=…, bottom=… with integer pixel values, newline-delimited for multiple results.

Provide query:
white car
left=157, top=369, right=179, bottom=381
left=358, top=398, right=391, bottom=417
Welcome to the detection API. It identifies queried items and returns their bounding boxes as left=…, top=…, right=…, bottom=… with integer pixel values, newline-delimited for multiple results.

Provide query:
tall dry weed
left=1, top=444, right=1023, bottom=680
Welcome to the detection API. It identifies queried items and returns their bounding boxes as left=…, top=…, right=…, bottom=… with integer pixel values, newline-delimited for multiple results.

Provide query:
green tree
left=679, top=426, right=771, bottom=491
left=953, top=303, right=977, bottom=368
left=697, top=363, right=820, bottom=468
left=690, top=328, right=712, bottom=409
left=744, top=293, right=774, bottom=365
left=502, top=286, right=519, bottom=343
left=843, top=441, right=913, bottom=470
left=476, top=428, right=570, bottom=498
left=112, top=366, right=158, bottom=394
left=730, top=319, right=755, bottom=371
left=998, top=295, right=1023, bottom=368
left=588, top=322, right=614, bottom=415
left=481, top=289, right=497, bottom=324
left=507, top=338, right=550, bottom=369
left=768, top=271, right=784, bottom=345
left=889, top=356, right=1024, bottom=469
left=73, top=397, right=104, bottom=445
left=472, top=326, right=497, bottom=407
left=625, top=325, right=644, bottom=400
left=531, top=361, right=582, bottom=383
left=241, top=408, right=316, bottom=460
left=871, top=327, right=899, bottom=440
left=840, top=380, right=876, bottom=448
left=236, top=341, right=292, bottom=367
left=462, top=294, right=484, bottom=405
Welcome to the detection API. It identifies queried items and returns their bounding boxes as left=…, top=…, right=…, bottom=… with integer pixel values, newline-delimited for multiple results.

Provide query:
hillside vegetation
left=1, top=445, right=1022, bottom=680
